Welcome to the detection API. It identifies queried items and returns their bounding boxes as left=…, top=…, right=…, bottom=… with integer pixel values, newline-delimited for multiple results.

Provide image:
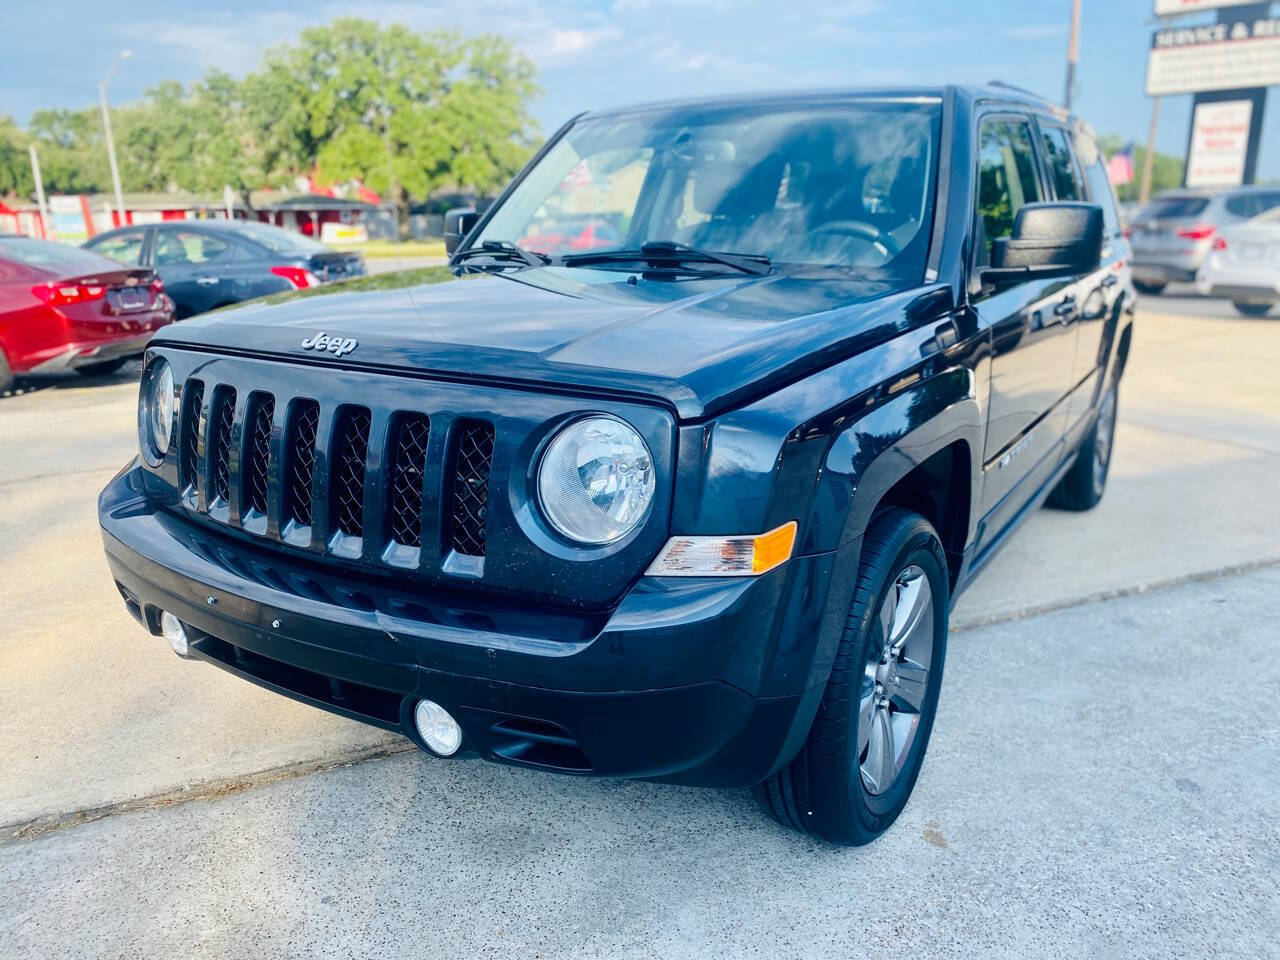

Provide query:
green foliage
left=0, top=115, right=33, bottom=196
left=0, top=19, right=540, bottom=222
left=1096, top=135, right=1185, bottom=203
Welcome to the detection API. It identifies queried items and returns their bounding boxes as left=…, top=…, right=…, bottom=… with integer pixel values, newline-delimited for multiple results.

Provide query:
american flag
left=1107, top=143, right=1135, bottom=186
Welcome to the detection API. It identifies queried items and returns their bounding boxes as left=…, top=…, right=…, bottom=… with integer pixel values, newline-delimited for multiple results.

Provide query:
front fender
left=817, top=366, right=981, bottom=553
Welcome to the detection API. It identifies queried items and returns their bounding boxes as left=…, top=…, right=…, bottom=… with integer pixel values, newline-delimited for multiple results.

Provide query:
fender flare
left=805, top=365, right=982, bottom=555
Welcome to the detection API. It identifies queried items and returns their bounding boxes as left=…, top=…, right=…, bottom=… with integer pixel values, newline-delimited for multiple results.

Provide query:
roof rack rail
left=986, top=80, right=1055, bottom=104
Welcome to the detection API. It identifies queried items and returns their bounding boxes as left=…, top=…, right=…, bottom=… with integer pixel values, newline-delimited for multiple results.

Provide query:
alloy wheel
left=859, top=564, right=934, bottom=796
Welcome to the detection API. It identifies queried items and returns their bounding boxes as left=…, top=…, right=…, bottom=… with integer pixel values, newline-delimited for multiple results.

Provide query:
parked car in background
left=84, top=220, right=366, bottom=319
left=1195, top=205, right=1280, bottom=317
left=1130, top=185, right=1280, bottom=294
left=0, top=236, right=173, bottom=392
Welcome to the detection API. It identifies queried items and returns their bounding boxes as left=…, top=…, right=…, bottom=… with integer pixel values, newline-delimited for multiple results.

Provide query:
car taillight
left=270, top=265, right=320, bottom=289
left=1212, top=236, right=1228, bottom=251
left=1176, top=224, right=1215, bottom=241
left=31, top=282, right=107, bottom=306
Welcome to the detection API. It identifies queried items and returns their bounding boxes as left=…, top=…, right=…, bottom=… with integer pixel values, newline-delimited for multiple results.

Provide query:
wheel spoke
left=877, top=588, right=895, bottom=648
left=889, top=571, right=925, bottom=646
left=857, top=673, right=877, bottom=756
left=893, top=570, right=933, bottom=664
left=862, top=705, right=895, bottom=794
left=891, top=659, right=929, bottom=712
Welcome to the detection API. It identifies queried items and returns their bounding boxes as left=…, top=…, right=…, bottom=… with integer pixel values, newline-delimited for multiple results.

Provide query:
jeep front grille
left=450, top=420, right=495, bottom=557
left=174, top=384, right=496, bottom=568
left=286, top=399, right=319, bottom=529
left=331, top=406, right=371, bottom=538
left=244, top=393, right=274, bottom=516
left=388, top=413, right=430, bottom=548
left=209, top=387, right=236, bottom=505
left=179, top=380, right=204, bottom=494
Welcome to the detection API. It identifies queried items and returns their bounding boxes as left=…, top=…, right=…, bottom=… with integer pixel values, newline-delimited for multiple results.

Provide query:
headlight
left=537, top=416, right=655, bottom=545
left=138, top=358, right=174, bottom=463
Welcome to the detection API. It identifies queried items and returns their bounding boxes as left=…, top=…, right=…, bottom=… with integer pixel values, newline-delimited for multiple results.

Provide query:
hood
left=154, top=265, right=952, bottom=420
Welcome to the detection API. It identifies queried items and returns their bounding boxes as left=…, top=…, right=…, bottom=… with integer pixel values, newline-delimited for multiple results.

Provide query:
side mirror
left=983, top=202, right=1103, bottom=286
left=443, top=207, right=479, bottom=255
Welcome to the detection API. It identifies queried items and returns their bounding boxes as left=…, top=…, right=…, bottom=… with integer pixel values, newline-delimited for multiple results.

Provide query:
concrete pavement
left=4, top=566, right=1277, bottom=959
left=1, top=305, right=1278, bottom=956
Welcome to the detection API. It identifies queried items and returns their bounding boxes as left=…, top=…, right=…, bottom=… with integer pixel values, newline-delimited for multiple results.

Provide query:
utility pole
left=1139, top=96, right=1160, bottom=206
left=98, top=50, right=131, bottom=228
left=28, top=144, right=51, bottom=240
left=1063, top=0, right=1082, bottom=111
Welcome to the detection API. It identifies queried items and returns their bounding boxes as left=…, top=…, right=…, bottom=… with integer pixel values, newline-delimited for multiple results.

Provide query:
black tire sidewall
left=1091, top=383, right=1118, bottom=499
left=848, top=520, right=950, bottom=836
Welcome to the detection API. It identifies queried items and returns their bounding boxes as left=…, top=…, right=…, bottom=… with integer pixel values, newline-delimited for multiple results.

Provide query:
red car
left=0, top=236, right=174, bottom=392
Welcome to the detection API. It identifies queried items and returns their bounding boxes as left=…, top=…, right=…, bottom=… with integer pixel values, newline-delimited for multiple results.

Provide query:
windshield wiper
left=453, top=240, right=554, bottom=270
left=564, top=241, right=772, bottom=276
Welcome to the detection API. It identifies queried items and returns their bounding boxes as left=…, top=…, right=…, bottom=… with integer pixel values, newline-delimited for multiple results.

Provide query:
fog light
left=160, top=611, right=190, bottom=658
left=414, top=699, right=462, bottom=756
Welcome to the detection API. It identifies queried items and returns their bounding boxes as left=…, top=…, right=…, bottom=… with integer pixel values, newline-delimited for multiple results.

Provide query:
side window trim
left=969, top=110, right=1046, bottom=295
left=1035, top=120, right=1085, bottom=202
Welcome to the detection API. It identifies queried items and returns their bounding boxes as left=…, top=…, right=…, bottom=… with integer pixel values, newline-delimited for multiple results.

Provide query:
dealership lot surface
left=2, top=304, right=1278, bottom=957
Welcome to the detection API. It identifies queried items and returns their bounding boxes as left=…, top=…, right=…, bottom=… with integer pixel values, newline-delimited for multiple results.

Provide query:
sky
left=3, top=0, right=1277, bottom=180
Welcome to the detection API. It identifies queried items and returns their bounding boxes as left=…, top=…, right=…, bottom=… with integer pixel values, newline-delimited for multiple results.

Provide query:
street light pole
left=98, top=51, right=131, bottom=228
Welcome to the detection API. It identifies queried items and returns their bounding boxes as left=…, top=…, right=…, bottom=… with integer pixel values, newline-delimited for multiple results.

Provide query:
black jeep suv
left=100, top=86, right=1133, bottom=845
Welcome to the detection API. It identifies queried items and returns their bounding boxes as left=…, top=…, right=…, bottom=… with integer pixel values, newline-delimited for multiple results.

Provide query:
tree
left=0, top=115, right=33, bottom=197
left=256, top=19, right=540, bottom=227
left=2, top=18, right=541, bottom=224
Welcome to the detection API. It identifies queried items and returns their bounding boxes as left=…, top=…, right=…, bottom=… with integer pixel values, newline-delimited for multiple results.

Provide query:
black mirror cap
left=989, top=202, right=1104, bottom=280
left=443, top=207, right=480, bottom=255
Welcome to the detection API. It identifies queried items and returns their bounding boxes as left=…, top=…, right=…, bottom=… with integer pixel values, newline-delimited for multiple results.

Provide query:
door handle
left=1053, top=296, right=1078, bottom=321
left=196, top=276, right=219, bottom=286
left=1101, top=275, right=1118, bottom=288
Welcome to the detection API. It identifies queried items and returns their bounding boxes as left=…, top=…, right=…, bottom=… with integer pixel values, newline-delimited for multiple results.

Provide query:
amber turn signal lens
left=645, top=521, right=799, bottom=577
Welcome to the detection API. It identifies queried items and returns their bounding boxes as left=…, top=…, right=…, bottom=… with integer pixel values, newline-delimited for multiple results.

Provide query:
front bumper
left=100, top=465, right=858, bottom=787
left=1131, top=260, right=1198, bottom=285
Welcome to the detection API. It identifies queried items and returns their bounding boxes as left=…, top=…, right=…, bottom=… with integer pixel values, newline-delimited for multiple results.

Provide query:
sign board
left=1147, top=19, right=1280, bottom=95
left=1185, top=99, right=1254, bottom=186
left=1154, top=0, right=1261, bottom=15
left=47, top=195, right=91, bottom=244
left=320, top=221, right=368, bottom=245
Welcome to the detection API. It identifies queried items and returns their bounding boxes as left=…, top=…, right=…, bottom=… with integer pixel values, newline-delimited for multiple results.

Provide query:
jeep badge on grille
left=300, top=332, right=358, bottom=357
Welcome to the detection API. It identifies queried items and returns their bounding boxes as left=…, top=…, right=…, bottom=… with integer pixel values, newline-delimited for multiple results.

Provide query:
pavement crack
left=2, top=740, right=417, bottom=846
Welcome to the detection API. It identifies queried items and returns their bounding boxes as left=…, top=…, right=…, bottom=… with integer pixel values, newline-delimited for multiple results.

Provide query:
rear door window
left=154, top=230, right=230, bottom=266
left=975, top=118, right=1043, bottom=265
left=1040, top=127, right=1085, bottom=201
left=89, top=230, right=146, bottom=265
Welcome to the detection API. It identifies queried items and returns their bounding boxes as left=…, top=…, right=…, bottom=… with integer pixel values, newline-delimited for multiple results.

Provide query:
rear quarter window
left=1072, top=130, right=1121, bottom=238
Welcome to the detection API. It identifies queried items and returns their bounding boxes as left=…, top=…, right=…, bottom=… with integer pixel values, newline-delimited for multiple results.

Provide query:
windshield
left=233, top=221, right=330, bottom=255
left=475, top=100, right=941, bottom=282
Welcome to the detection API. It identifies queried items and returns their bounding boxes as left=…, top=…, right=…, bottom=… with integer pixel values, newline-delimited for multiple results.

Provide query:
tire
left=752, top=508, right=949, bottom=845
left=1232, top=301, right=1273, bottom=318
left=1048, top=380, right=1118, bottom=511
left=1133, top=279, right=1166, bottom=295
left=75, top=357, right=130, bottom=377
left=0, top=349, right=13, bottom=394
